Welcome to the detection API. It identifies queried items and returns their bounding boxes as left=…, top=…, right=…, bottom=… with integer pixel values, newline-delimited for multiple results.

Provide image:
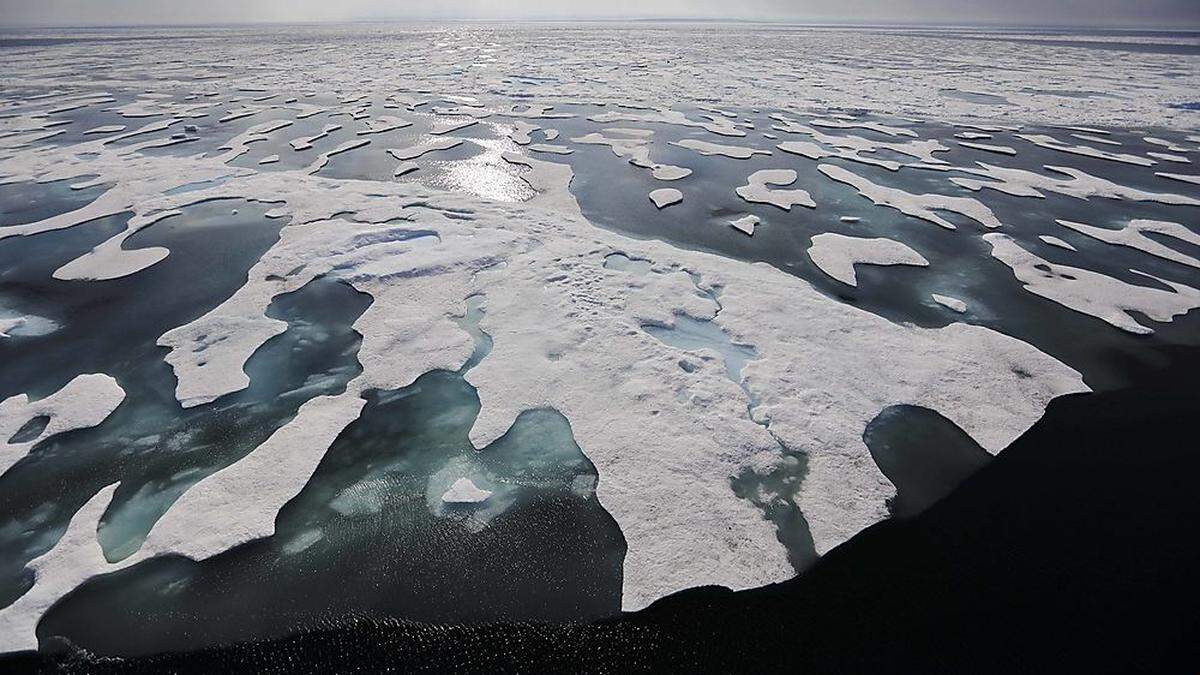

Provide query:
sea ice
left=289, top=124, right=342, bottom=151
left=387, top=137, right=463, bottom=161
left=529, top=143, right=573, bottom=155
left=0, top=82, right=1102, bottom=625
left=1015, top=133, right=1157, bottom=166
left=430, top=118, right=479, bottom=135
left=957, top=140, right=1017, bottom=155
left=589, top=109, right=745, bottom=137
left=807, top=233, right=930, bottom=287
left=508, top=121, right=540, bottom=145
left=951, top=163, right=1200, bottom=205
left=808, top=118, right=917, bottom=138
left=52, top=210, right=180, bottom=280
left=671, top=138, right=770, bottom=160
left=82, top=125, right=126, bottom=135
left=1145, top=136, right=1189, bottom=153
left=649, top=188, right=683, bottom=208
left=1, top=374, right=125, bottom=476
left=730, top=214, right=759, bottom=236
left=735, top=169, right=815, bottom=210
left=1039, top=235, right=1077, bottom=251
left=931, top=293, right=968, bottom=313
left=818, top=164, right=1001, bottom=230
left=1056, top=219, right=1200, bottom=269
left=1155, top=172, right=1200, bottom=186
left=984, top=233, right=1200, bottom=335
left=777, top=140, right=899, bottom=171
left=570, top=128, right=691, bottom=181
left=0, top=484, right=118, bottom=652
left=441, top=477, right=493, bottom=504
left=306, top=138, right=370, bottom=174
left=1147, top=152, right=1189, bottom=164
left=357, top=116, right=412, bottom=135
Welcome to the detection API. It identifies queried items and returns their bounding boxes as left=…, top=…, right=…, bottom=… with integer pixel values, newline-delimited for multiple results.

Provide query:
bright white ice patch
left=807, top=233, right=930, bottom=287
left=1057, top=219, right=1200, bottom=269
left=735, top=169, right=815, bottom=210
left=1, top=374, right=125, bottom=476
left=441, top=477, right=493, bottom=504
left=984, top=233, right=1200, bottom=335
left=649, top=188, right=683, bottom=209
left=819, top=164, right=1001, bottom=230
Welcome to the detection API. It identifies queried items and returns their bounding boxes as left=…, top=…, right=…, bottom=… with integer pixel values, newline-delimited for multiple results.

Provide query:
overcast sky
left=0, top=0, right=1197, bottom=28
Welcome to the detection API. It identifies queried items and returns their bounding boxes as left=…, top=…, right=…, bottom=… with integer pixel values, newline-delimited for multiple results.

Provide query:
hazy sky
left=0, top=0, right=1197, bottom=28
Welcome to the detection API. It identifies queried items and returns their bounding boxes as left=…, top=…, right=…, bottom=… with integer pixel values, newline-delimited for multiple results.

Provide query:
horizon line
left=2, top=16, right=1199, bottom=31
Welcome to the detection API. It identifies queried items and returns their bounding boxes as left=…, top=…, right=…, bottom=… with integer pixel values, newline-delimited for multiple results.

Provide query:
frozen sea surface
left=0, top=22, right=1198, bottom=658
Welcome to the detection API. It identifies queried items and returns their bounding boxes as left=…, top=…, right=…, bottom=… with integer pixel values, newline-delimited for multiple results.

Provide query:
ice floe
left=441, top=477, right=493, bottom=504
left=649, top=188, right=683, bottom=208
left=807, top=233, right=930, bottom=287
left=1147, top=151, right=1189, bottom=164
left=102, top=151, right=1087, bottom=614
left=0, top=313, right=57, bottom=340
left=0, top=484, right=118, bottom=652
left=394, top=161, right=419, bottom=177
left=1, top=374, right=125, bottom=476
left=1015, top=133, right=1157, bottom=166
left=777, top=140, right=900, bottom=171
left=82, top=125, right=126, bottom=135
left=529, top=143, right=573, bottom=155
left=387, top=137, right=463, bottom=161
left=1039, top=235, right=1077, bottom=251
left=214, top=119, right=293, bottom=164
left=730, top=214, right=759, bottom=236
left=0, top=376, right=351, bottom=647
left=1156, top=172, right=1200, bottom=186
left=772, top=117, right=950, bottom=165
left=357, top=116, right=411, bottom=135
left=289, top=124, right=342, bottom=151
left=819, top=164, right=1001, bottom=230
left=1145, top=136, right=1189, bottom=153
left=507, top=121, right=540, bottom=145
left=951, top=163, right=1200, bottom=205
left=671, top=138, right=769, bottom=160
left=957, top=140, right=1017, bottom=155
left=431, top=118, right=479, bottom=136
left=590, top=109, right=745, bottom=137
left=52, top=210, right=179, bottom=280
left=931, top=293, right=967, bottom=313
left=735, top=169, right=815, bottom=210
left=1070, top=133, right=1121, bottom=146
left=808, top=118, right=917, bottom=138
left=1056, top=219, right=1200, bottom=269
left=570, top=128, right=692, bottom=181
left=984, top=233, right=1200, bottom=334
left=305, top=138, right=370, bottom=174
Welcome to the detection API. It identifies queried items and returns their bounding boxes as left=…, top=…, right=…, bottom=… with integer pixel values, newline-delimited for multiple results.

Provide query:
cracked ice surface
left=2, top=25, right=1198, bottom=128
